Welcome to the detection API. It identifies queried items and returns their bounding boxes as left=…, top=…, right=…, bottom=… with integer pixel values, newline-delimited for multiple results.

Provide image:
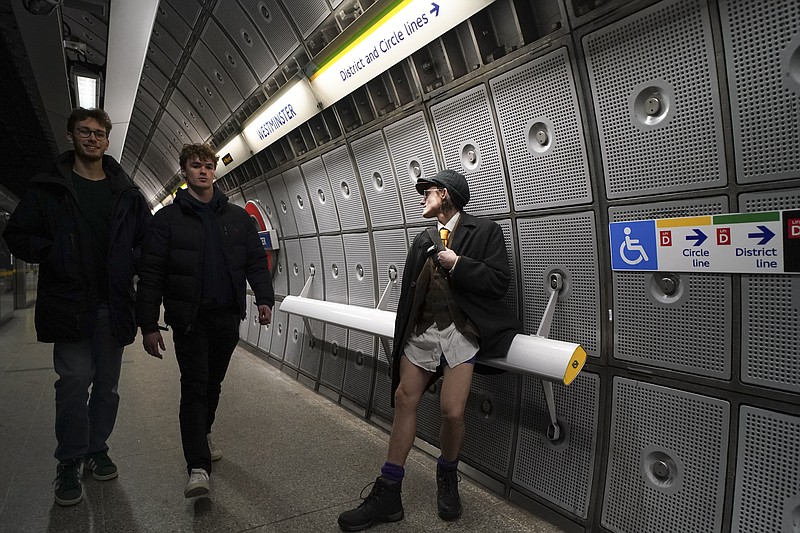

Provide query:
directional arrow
left=685, top=228, right=707, bottom=246
left=748, top=225, right=775, bottom=245
left=430, top=2, right=440, bottom=16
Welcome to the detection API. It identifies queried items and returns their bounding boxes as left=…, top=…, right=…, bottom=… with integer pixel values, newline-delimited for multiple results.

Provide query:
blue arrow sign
left=430, top=2, right=440, bottom=16
left=686, top=228, right=707, bottom=246
left=747, top=225, right=775, bottom=245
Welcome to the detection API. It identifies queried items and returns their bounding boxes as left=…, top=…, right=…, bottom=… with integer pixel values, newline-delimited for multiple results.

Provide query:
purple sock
left=380, top=462, right=405, bottom=483
left=437, top=455, right=459, bottom=472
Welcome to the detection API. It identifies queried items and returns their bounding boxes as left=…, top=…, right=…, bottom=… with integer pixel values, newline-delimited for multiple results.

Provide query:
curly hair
left=67, top=108, right=112, bottom=135
left=179, top=144, right=219, bottom=170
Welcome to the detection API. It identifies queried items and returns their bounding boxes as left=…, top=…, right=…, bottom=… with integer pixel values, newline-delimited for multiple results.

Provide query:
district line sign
left=609, top=210, right=800, bottom=274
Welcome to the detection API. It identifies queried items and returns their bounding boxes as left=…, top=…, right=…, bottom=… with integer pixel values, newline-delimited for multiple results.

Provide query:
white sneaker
left=207, top=435, right=222, bottom=461
left=184, top=468, right=210, bottom=498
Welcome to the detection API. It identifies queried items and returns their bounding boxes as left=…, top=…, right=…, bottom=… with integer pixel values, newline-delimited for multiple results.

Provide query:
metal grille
left=280, top=0, right=329, bottom=39
left=301, top=157, right=340, bottom=233
left=343, top=330, right=375, bottom=407
left=430, top=84, right=510, bottom=215
left=185, top=55, right=234, bottom=122
left=145, top=38, right=177, bottom=79
left=323, top=146, right=367, bottom=231
left=269, top=302, right=288, bottom=362
left=342, top=233, right=374, bottom=307
left=212, top=2, right=278, bottom=83
left=157, top=0, right=192, bottom=44
left=163, top=0, right=201, bottom=27
left=460, top=372, right=518, bottom=478
left=177, top=74, right=221, bottom=130
left=351, top=130, right=404, bottom=228
left=235, top=0, right=299, bottom=63
left=271, top=246, right=289, bottom=298
left=253, top=182, right=279, bottom=233
left=299, top=319, right=324, bottom=379
left=257, top=318, right=273, bottom=354
left=320, top=325, right=347, bottom=391
left=284, top=314, right=303, bottom=369
left=320, top=235, right=347, bottom=304
left=142, top=62, right=169, bottom=101
left=721, top=0, right=800, bottom=183
left=268, top=174, right=298, bottom=237
left=610, top=198, right=731, bottom=378
left=490, top=47, right=592, bottom=210
left=383, top=112, right=438, bottom=225
left=601, top=378, right=729, bottom=533
left=517, top=213, right=599, bottom=355
left=372, top=229, right=408, bottom=313
left=168, top=91, right=212, bottom=140
left=283, top=239, right=303, bottom=297
left=583, top=0, right=726, bottom=197
left=513, top=373, right=599, bottom=519
left=740, top=190, right=800, bottom=392
left=300, top=238, right=323, bottom=301
left=283, top=167, right=317, bottom=236
left=733, top=406, right=800, bottom=533
left=200, top=20, right=258, bottom=100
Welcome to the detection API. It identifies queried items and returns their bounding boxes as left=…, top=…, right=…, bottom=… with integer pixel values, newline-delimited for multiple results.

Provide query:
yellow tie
left=439, top=228, right=449, bottom=249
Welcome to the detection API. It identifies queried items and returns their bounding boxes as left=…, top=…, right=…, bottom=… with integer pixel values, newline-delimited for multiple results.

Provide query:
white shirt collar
left=437, top=211, right=461, bottom=232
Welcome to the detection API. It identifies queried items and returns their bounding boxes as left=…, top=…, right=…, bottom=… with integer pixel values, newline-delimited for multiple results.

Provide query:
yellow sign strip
left=656, top=216, right=712, bottom=228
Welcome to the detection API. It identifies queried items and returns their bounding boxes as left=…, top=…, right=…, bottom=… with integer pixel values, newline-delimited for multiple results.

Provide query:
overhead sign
left=307, top=0, right=497, bottom=108
left=610, top=210, right=800, bottom=274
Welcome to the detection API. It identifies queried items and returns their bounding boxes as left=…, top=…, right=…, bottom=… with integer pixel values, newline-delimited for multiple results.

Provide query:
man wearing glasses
left=3, top=108, right=151, bottom=506
left=338, top=169, right=519, bottom=531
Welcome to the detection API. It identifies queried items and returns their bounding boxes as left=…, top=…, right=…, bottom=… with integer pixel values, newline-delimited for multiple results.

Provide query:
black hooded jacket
left=136, top=186, right=274, bottom=333
left=3, top=151, right=152, bottom=345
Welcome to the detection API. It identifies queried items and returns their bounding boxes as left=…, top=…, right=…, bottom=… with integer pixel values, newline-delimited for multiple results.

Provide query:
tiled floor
left=0, top=307, right=566, bottom=533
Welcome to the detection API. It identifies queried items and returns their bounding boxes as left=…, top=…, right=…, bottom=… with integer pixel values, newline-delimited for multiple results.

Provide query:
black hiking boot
left=338, top=477, right=404, bottom=532
left=436, top=466, right=462, bottom=520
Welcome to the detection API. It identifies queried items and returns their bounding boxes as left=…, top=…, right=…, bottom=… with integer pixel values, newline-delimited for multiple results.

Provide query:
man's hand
left=143, top=331, right=166, bottom=359
left=437, top=248, right=458, bottom=271
left=257, top=305, right=272, bottom=325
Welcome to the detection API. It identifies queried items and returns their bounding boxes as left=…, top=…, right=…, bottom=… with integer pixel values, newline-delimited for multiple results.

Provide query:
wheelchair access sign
left=609, top=210, right=800, bottom=274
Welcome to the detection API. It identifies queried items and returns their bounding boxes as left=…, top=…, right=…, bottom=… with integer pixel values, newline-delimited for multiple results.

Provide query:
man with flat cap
left=338, top=169, right=520, bottom=531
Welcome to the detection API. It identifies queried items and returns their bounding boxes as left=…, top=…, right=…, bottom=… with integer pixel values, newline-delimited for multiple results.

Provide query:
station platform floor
left=0, top=307, right=566, bottom=533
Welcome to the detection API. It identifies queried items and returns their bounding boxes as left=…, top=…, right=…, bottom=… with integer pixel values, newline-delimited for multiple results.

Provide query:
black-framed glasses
left=422, top=188, right=443, bottom=198
left=74, top=126, right=107, bottom=140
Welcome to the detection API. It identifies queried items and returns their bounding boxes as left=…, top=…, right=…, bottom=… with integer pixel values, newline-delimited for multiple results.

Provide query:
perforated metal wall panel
left=269, top=301, right=288, bottom=361
left=513, top=372, right=599, bottom=519
left=372, top=229, right=408, bottom=313
left=320, top=325, right=347, bottom=391
left=136, top=86, right=160, bottom=119
left=168, top=91, right=212, bottom=140
left=733, top=406, right=800, bottom=533
left=323, top=146, right=367, bottom=231
left=183, top=60, right=231, bottom=124
left=383, top=112, right=438, bottom=225
left=156, top=0, right=191, bottom=45
left=351, top=130, right=404, bottom=228
left=343, top=330, right=375, bottom=407
left=178, top=74, right=222, bottom=130
left=257, top=319, right=273, bottom=354
left=283, top=314, right=304, bottom=369
left=302, top=157, right=340, bottom=233
left=281, top=0, right=330, bottom=39
left=229, top=192, right=244, bottom=208
left=721, top=0, right=800, bottom=183
left=496, top=219, right=518, bottom=316
left=146, top=38, right=177, bottom=79
left=201, top=21, right=259, bottom=100
left=460, top=372, right=518, bottom=478
left=610, top=198, right=731, bottom=378
left=583, top=0, right=726, bottom=197
left=602, top=378, right=729, bottom=533
left=299, top=319, right=324, bottom=379
left=141, top=62, right=168, bottom=101
left=517, top=212, right=599, bottom=355
left=430, top=84, right=510, bottom=216
left=268, top=174, right=298, bottom=237
left=283, top=239, right=304, bottom=298
left=320, top=235, right=347, bottom=304
left=253, top=182, right=280, bottom=234
left=283, top=167, right=317, bottom=236
left=490, top=47, right=591, bottom=210
left=739, top=190, right=800, bottom=392
left=236, top=0, right=300, bottom=63
left=151, top=22, right=184, bottom=64
left=342, top=233, right=375, bottom=307
left=300, top=237, right=323, bottom=301
left=212, top=3, right=278, bottom=83
left=271, top=245, right=289, bottom=298
left=160, top=109, right=198, bottom=146
left=163, top=0, right=201, bottom=27
left=191, top=41, right=244, bottom=114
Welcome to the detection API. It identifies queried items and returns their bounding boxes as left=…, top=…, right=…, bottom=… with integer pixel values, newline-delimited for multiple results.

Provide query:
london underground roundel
left=245, top=200, right=278, bottom=276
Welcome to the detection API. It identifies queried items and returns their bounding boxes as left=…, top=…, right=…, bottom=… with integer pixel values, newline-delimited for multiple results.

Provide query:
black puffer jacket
left=3, top=152, right=151, bottom=345
left=136, top=187, right=274, bottom=333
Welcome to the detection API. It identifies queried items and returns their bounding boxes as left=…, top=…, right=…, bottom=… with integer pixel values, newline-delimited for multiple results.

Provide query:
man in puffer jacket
left=136, top=143, right=274, bottom=499
left=3, top=107, right=152, bottom=507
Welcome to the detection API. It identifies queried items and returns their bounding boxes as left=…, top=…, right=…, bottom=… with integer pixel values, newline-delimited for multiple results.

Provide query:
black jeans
left=173, top=306, right=240, bottom=475
left=53, top=305, right=124, bottom=461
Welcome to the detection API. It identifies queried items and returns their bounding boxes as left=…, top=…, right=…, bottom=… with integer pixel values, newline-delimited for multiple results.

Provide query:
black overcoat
left=390, top=212, right=520, bottom=400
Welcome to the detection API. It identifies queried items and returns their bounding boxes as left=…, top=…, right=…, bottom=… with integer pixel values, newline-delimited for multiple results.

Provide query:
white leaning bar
left=279, top=295, right=585, bottom=385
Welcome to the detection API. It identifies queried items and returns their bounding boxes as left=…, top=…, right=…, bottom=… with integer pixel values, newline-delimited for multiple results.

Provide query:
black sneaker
left=436, top=466, right=462, bottom=520
left=338, top=477, right=404, bottom=532
left=84, top=451, right=118, bottom=481
left=54, top=459, right=83, bottom=506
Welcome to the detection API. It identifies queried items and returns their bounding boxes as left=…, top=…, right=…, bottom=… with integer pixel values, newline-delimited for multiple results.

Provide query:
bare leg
left=386, top=356, right=433, bottom=466
left=438, top=362, right=474, bottom=461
